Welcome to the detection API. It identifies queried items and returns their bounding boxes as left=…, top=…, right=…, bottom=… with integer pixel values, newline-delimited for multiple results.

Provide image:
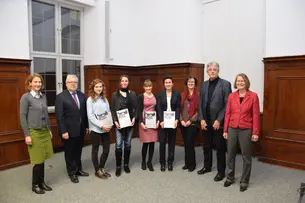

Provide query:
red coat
left=224, top=90, right=260, bottom=135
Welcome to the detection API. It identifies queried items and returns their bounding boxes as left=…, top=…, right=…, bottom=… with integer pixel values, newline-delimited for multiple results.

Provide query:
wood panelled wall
left=260, top=55, right=305, bottom=170
left=84, top=63, right=205, bottom=146
left=0, top=58, right=31, bottom=170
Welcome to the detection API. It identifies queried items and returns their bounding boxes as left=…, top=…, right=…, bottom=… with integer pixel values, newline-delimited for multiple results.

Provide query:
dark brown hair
left=184, top=76, right=198, bottom=86
left=88, top=78, right=106, bottom=102
left=25, top=73, right=44, bottom=92
left=234, top=73, right=251, bottom=90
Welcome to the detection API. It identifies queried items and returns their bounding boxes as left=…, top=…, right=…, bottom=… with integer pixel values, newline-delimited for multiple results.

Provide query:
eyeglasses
left=67, top=81, right=78, bottom=84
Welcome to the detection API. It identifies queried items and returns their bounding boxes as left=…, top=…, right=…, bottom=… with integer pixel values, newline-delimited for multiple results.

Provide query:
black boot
left=38, top=163, right=52, bottom=191
left=115, top=150, right=122, bottom=177
left=32, top=165, right=45, bottom=194
left=124, top=149, right=131, bottom=173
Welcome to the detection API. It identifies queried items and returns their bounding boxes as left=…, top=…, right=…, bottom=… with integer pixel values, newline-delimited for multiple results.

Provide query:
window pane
left=61, top=7, right=80, bottom=55
left=62, top=59, right=81, bottom=90
left=33, top=57, right=56, bottom=106
left=32, top=1, right=55, bottom=52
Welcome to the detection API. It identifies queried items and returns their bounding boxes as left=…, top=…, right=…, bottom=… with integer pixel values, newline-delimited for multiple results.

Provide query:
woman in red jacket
left=223, top=73, right=260, bottom=192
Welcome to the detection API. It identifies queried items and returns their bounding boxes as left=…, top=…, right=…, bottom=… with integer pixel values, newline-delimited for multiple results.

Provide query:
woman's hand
left=115, top=121, right=121, bottom=129
left=252, top=135, right=259, bottom=142
left=185, top=121, right=191, bottom=127
left=174, top=120, right=178, bottom=129
left=131, top=118, right=135, bottom=126
left=223, top=132, right=228, bottom=139
left=181, top=120, right=186, bottom=127
left=49, top=131, right=53, bottom=139
left=25, top=136, right=32, bottom=145
left=160, top=122, right=164, bottom=128
left=155, top=120, right=160, bottom=129
left=140, top=122, right=147, bottom=130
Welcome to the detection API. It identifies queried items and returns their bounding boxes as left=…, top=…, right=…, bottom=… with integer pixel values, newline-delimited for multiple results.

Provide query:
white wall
left=0, top=0, right=30, bottom=59
left=84, top=0, right=203, bottom=66
left=266, top=0, right=305, bottom=57
left=202, top=0, right=265, bottom=110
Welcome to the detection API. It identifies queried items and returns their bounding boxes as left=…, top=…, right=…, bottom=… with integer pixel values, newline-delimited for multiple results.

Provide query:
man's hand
left=62, top=132, right=69, bottom=139
left=213, top=120, right=220, bottom=130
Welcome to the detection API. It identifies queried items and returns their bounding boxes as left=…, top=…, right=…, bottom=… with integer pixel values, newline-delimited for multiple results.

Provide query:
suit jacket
left=156, top=90, right=181, bottom=122
left=55, top=90, right=88, bottom=137
left=198, top=78, right=232, bottom=126
left=224, top=90, right=260, bottom=135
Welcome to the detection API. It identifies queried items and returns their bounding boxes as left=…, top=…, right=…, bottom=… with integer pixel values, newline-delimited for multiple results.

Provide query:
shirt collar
left=30, top=90, right=42, bottom=98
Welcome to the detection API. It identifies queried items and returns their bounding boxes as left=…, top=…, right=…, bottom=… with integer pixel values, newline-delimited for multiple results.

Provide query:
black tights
left=142, top=142, right=155, bottom=163
left=32, top=163, right=44, bottom=185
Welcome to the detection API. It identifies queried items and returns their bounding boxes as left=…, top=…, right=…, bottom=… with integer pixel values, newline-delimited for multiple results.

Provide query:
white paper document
left=145, top=111, right=156, bottom=129
left=96, top=111, right=113, bottom=127
left=116, top=108, right=132, bottom=129
left=163, top=111, right=175, bottom=128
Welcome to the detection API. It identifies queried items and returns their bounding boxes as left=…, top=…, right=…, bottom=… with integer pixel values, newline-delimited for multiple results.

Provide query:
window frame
left=28, top=0, right=84, bottom=111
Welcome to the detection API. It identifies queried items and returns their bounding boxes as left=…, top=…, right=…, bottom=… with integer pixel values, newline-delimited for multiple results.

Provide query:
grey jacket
left=198, top=78, right=232, bottom=126
left=20, top=92, right=51, bottom=136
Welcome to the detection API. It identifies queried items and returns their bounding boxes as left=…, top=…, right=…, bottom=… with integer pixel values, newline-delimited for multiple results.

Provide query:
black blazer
left=198, top=78, right=232, bottom=126
left=137, top=93, right=158, bottom=123
left=156, top=90, right=181, bottom=122
left=55, top=90, right=88, bottom=137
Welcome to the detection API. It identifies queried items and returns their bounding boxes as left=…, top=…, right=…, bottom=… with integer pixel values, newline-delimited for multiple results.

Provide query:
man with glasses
left=55, top=74, right=89, bottom=183
left=197, top=62, right=232, bottom=182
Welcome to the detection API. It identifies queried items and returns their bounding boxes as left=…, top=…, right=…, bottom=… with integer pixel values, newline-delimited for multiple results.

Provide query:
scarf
left=180, top=89, right=198, bottom=117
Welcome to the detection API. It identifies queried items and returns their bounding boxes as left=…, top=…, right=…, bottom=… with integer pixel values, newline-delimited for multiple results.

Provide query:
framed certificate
left=116, top=108, right=132, bottom=129
left=145, top=111, right=156, bottom=129
left=95, top=111, right=113, bottom=127
left=164, top=111, right=175, bottom=128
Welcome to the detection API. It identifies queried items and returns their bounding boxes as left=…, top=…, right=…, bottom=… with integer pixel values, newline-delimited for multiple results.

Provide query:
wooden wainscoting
left=259, top=55, right=305, bottom=170
left=85, top=63, right=205, bottom=146
left=0, top=58, right=31, bottom=170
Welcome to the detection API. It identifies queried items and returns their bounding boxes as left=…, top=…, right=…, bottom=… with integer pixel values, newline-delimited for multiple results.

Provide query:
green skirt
left=28, top=128, right=54, bottom=164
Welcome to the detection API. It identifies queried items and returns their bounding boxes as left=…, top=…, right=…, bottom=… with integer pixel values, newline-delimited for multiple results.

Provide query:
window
left=29, top=0, right=84, bottom=108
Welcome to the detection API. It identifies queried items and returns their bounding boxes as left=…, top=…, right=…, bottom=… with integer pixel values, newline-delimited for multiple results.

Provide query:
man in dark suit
left=198, top=62, right=232, bottom=182
left=55, top=74, right=89, bottom=183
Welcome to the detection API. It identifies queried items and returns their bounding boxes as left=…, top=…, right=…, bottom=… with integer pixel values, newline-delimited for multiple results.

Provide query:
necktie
left=72, top=92, right=79, bottom=108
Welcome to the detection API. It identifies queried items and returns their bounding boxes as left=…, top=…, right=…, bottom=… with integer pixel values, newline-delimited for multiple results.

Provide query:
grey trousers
left=226, top=128, right=253, bottom=186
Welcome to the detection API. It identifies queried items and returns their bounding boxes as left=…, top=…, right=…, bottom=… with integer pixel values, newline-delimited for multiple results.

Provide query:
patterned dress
left=139, top=95, right=158, bottom=143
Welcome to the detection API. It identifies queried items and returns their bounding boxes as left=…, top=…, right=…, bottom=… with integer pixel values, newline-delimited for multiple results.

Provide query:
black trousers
left=180, top=125, right=198, bottom=169
left=63, top=136, right=84, bottom=176
left=202, top=124, right=226, bottom=174
left=90, top=131, right=110, bottom=171
left=159, top=128, right=177, bottom=165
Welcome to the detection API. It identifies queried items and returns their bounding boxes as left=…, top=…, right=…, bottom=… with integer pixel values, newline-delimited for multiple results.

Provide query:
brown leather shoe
left=95, top=170, right=107, bottom=179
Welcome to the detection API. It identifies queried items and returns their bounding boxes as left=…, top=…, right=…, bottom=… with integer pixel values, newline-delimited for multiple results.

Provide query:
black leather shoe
left=224, top=181, right=233, bottom=187
left=32, top=184, right=45, bottom=194
left=182, top=165, right=188, bottom=170
left=168, top=164, right=173, bottom=171
left=69, top=175, right=79, bottom=183
left=240, top=185, right=248, bottom=192
left=115, top=167, right=121, bottom=177
left=39, top=182, right=52, bottom=191
left=197, top=168, right=211, bottom=175
left=141, top=162, right=147, bottom=170
left=147, top=162, right=154, bottom=171
left=188, top=167, right=196, bottom=172
left=160, top=164, right=166, bottom=172
left=76, top=170, right=89, bottom=177
left=124, top=165, right=131, bottom=173
left=214, top=173, right=225, bottom=182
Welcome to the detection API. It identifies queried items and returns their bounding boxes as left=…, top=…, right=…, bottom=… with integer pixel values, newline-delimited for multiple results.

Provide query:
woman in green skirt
left=20, top=73, right=54, bottom=194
